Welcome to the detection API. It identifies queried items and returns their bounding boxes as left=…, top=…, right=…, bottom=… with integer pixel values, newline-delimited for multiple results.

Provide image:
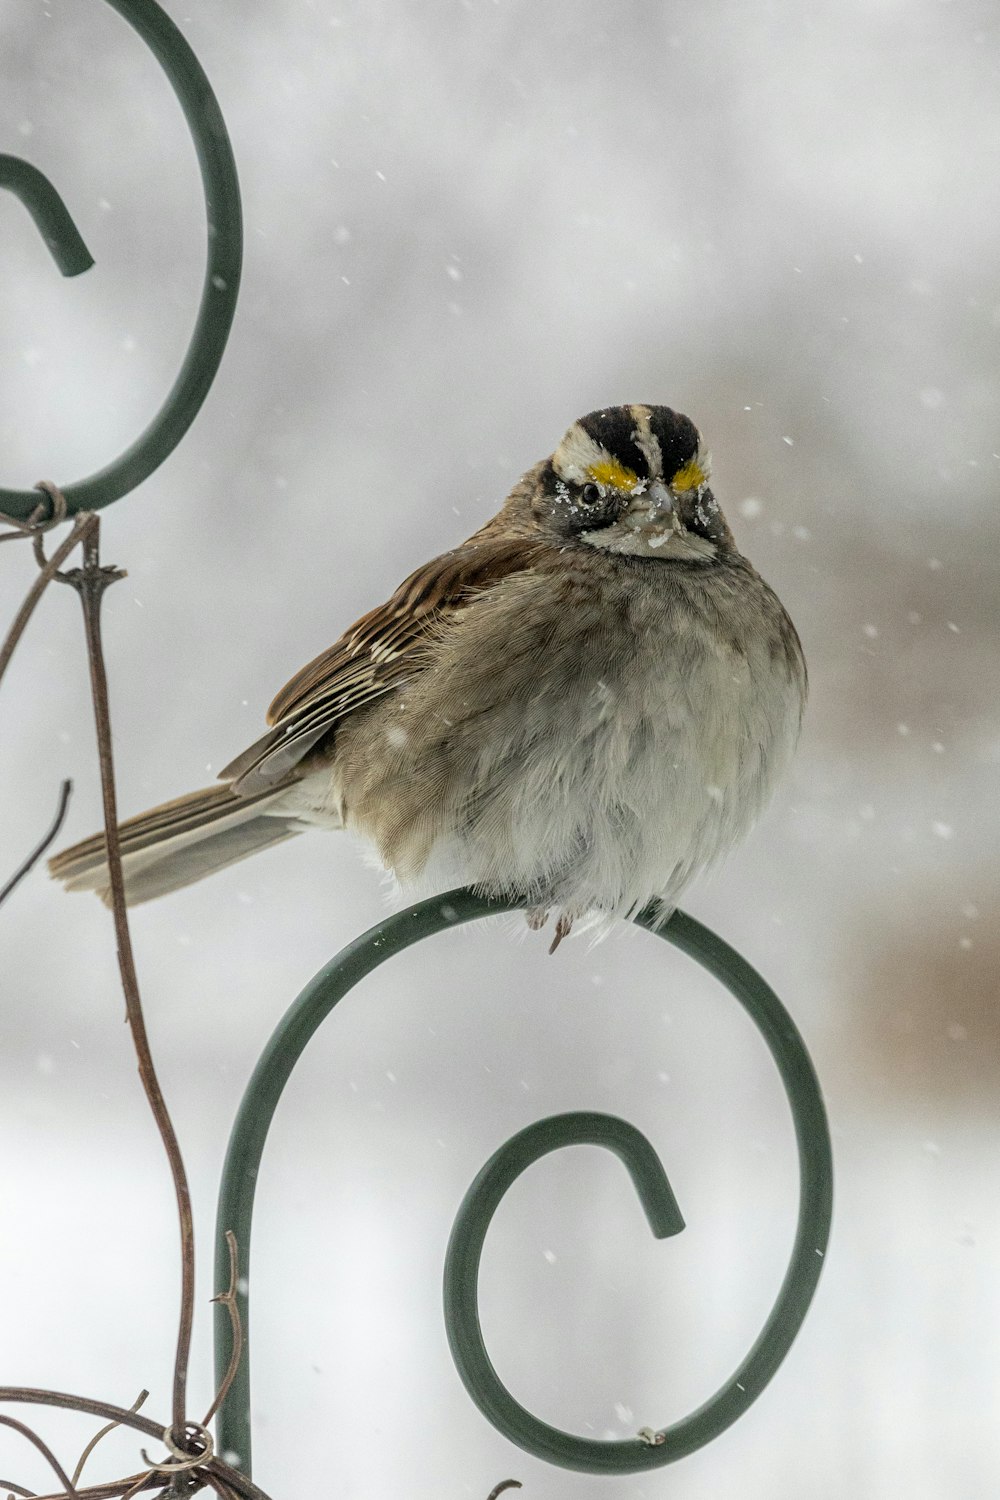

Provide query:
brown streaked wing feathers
left=220, top=538, right=548, bottom=795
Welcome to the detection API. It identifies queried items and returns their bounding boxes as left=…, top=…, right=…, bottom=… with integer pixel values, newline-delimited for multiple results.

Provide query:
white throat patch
left=581, top=522, right=718, bottom=562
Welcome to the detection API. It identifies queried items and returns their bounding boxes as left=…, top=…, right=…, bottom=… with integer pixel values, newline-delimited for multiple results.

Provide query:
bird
left=50, top=404, right=806, bottom=949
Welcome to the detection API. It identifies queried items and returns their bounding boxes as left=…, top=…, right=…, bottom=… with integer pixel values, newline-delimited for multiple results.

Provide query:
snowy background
left=1, top=0, right=998, bottom=1495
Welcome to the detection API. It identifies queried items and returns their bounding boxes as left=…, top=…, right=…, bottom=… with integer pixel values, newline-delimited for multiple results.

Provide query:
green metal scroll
left=214, top=890, right=833, bottom=1478
left=0, top=0, right=242, bottom=518
left=0, top=155, right=94, bottom=277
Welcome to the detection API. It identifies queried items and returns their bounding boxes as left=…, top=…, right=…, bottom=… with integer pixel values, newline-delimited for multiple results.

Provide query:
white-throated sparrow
left=51, top=404, right=806, bottom=947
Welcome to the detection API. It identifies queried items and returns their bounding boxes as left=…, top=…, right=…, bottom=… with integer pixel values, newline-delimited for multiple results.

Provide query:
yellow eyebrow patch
left=588, top=458, right=639, bottom=490
left=670, top=457, right=708, bottom=492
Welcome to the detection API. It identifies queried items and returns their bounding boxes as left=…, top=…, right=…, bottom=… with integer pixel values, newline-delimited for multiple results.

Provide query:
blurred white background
left=1, top=0, right=998, bottom=1495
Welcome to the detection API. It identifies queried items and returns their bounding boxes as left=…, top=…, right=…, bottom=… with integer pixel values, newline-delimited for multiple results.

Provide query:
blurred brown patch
left=846, top=889, right=1000, bottom=1110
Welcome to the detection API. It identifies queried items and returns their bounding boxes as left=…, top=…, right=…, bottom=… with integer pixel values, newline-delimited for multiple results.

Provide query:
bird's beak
left=625, top=479, right=683, bottom=535
left=646, top=479, right=676, bottom=517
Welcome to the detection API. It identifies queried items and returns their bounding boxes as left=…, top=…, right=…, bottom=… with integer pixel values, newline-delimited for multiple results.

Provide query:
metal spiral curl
left=214, top=889, right=833, bottom=1477
left=0, top=155, right=94, bottom=277
left=0, top=0, right=242, bottom=518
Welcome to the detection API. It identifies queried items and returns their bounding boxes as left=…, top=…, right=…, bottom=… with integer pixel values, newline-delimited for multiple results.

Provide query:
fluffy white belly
left=414, top=619, right=800, bottom=923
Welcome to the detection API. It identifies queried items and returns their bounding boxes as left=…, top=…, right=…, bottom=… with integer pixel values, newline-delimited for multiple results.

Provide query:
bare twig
left=202, top=1233, right=241, bottom=1428
left=0, top=1414, right=79, bottom=1500
left=0, top=778, right=72, bottom=910
left=0, top=1396, right=275, bottom=1500
left=0, top=510, right=96, bottom=692
left=139, top=1420, right=213, bottom=1476
left=71, top=1392, right=149, bottom=1491
left=204, top=1465, right=273, bottom=1500
left=30, top=1478, right=160, bottom=1500
left=202, top=1477, right=240, bottom=1500
left=59, top=520, right=195, bottom=1442
left=486, top=1483, right=523, bottom=1500
left=0, top=1478, right=36, bottom=1498
left=0, top=482, right=67, bottom=544
left=0, top=497, right=278, bottom=1500
left=118, top=1472, right=154, bottom=1500
left=0, top=1392, right=161, bottom=1442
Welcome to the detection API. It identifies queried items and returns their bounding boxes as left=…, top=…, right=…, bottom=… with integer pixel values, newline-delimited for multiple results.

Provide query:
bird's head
left=530, top=404, right=733, bottom=561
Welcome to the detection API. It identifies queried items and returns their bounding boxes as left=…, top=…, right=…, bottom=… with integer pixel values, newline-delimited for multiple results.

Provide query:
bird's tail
left=48, top=783, right=303, bottom=906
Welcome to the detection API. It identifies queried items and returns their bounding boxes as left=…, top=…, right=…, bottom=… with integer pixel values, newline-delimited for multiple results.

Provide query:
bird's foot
left=548, top=913, right=573, bottom=954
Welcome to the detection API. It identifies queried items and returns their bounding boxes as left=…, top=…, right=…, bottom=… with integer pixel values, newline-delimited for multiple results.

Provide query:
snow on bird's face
left=546, top=405, right=726, bottom=559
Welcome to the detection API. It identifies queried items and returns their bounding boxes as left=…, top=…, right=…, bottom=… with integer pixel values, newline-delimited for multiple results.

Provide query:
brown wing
left=220, top=537, right=548, bottom=795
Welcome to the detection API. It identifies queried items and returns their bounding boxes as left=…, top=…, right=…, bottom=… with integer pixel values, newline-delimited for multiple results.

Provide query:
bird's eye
left=579, top=483, right=602, bottom=507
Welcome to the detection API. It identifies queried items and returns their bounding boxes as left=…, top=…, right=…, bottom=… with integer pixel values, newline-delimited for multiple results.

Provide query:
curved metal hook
left=0, top=155, right=94, bottom=276
left=444, top=1110, right=686, bottom=1448
left=213, top=889, right=832, bottom=1478
left=442, top=904, right=833, bottom=1472
left=0, top=0, right=243, bottom=519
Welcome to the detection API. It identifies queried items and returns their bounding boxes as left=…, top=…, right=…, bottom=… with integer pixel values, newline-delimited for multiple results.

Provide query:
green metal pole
left=214, top=891, right=832, bottom=1478
left=213, top=891, right=517, bottom=1472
